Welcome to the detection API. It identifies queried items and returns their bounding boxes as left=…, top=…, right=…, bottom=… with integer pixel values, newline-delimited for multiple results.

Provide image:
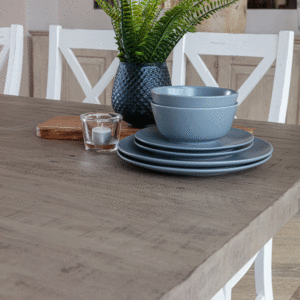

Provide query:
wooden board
left=36, top=115, right=140, bottom=140
left=36, top=115, right=254, bottom=140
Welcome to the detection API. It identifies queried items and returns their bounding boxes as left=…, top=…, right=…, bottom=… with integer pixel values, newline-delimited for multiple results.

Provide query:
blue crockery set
left=117, top=86, right=273, bottom=176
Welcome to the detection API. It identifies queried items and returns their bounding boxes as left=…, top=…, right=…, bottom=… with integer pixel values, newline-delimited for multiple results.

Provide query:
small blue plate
left=134, top=138, right=254, bottom=158
left=117, top=150, right=272, bottom=176
left=118, top=135, right=272, bottom=168
left=135, top=126, right=254, bottom=151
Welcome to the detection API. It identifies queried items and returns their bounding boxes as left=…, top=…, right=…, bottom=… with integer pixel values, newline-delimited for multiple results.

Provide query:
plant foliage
left=96, top=0, right=238, bottom=63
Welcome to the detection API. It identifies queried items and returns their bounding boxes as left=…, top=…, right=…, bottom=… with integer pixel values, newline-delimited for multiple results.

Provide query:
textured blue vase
left=111, top=62, right=171, bottom=128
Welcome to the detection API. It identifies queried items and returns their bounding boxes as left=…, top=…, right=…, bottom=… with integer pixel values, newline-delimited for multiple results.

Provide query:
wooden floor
left=232, top=210, right=300, bottom=300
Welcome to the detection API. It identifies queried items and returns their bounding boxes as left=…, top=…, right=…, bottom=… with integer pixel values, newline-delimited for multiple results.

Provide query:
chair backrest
left=172, top=31, right=294, bottom=123
left=0, top=24, right=23, bottom=96
left=46, top=25, right=119, bottom=104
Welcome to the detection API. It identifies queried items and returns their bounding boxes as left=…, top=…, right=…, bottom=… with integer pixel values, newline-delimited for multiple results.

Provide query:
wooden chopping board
left=36, top=115, right=254, bottom=140
left=36, top=116, right=140, bottom=140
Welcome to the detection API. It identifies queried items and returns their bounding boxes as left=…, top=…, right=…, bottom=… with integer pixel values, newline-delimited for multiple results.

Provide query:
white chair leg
left=223, top=285, right=232, bottom=300
left=211, top=288, right=226, bottom=300
left=254, top=238, right=273, bottom=300
left=210, top=238, right=273, bottom=300
left=221, top=250, right=259, bottom=300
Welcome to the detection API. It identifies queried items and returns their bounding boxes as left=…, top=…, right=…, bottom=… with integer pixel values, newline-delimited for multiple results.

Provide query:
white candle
left=92, top=126, right=112, bottom=145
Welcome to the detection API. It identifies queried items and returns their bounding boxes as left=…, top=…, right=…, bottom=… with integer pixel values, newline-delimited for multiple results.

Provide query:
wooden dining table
left=0, top=94, right=299, bottom=300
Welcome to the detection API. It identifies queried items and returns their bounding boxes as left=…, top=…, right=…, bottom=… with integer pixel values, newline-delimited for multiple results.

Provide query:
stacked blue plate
left=117, top=126, right=273, bottom=176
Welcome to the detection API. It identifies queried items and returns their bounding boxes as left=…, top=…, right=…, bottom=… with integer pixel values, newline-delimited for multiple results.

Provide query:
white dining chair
left=211, top=238, right=273, bottom=300
left=0, top=24, right=23, bottom=96
left=46, top=25, right=118, bottom=104
left=172, top=31, right=295, bottom=300
left=172, top=31, right=294, bottom=124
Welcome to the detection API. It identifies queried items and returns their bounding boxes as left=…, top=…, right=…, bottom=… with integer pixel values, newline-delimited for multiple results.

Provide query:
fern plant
left=96, top=0, right=238, bottom=63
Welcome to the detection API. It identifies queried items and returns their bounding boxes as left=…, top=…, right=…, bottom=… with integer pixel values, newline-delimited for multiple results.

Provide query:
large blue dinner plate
left=117, top=150, right=272, bottom=176
left=118, top=135, right=273, bottom=168
left=135, top=126, right=254, bottom=151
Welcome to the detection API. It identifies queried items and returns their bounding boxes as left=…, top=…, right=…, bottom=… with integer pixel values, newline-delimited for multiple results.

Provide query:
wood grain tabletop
left=0, top=94, right=299, bottom=300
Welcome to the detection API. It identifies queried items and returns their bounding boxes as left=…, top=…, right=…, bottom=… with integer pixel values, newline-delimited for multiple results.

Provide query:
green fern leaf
left=99, top=0, right=239, bottom=63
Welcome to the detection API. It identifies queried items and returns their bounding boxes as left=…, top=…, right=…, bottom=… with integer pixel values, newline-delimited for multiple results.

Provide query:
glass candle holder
left=80, top=112, right=122, bottom=153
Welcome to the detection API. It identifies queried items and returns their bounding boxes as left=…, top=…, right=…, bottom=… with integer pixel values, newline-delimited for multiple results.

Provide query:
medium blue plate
left=134, top=138, right=254, bottom=157
left=135, top=126, right=254, bottom=151
left=117, top=150, right=272, bottom=176
left=118, top=135, right=272, bottom=168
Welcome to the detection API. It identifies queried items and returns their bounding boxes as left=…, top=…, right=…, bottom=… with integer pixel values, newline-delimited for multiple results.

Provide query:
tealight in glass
left=80, top=112, right=122, bottom=153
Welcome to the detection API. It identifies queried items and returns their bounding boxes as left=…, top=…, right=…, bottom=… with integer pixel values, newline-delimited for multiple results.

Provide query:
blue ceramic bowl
left=151, top=86, right=238, bottom=108
left=151, top=102, right=238, bottom=142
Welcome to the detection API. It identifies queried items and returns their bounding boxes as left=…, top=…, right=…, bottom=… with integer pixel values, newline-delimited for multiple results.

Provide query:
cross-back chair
left=172, top=31, right=294, bottom=300
left=0, top=24, right=23, bottom=96
left=46, top=25, right=118, bottom=104
left=172, top=31, right=294, bottom=124
left=211, top=238, right=273, bottom=300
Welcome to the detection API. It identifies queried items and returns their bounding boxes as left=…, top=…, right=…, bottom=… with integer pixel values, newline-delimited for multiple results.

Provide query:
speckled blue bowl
left=151, top=102, right=238, bottom=142
left=151, top=86, right=238, bottom=108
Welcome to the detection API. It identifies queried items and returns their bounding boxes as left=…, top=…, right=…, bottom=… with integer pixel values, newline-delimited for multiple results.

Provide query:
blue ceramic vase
left=111, top=62, right=171, bottom=128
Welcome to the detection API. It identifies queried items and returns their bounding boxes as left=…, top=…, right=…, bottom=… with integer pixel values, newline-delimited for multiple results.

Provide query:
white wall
left=25, top=0, right=112, bottom=31
left=1, top=1, right=300, bottom=97
left=246, top=9, right=300, bottom=34
left=26, top=0, right=59, bottom=31
left=58, top=0, right=113, bottom=30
